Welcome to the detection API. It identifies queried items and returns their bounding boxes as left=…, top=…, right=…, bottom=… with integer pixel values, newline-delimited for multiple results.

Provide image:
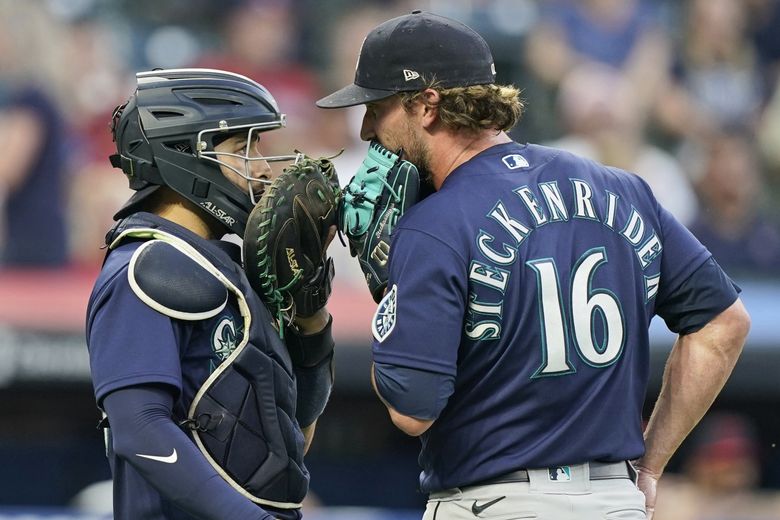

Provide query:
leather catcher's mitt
left=340, top=141, right=421, bottom=303
left=244, top=156, right=341, bottom=319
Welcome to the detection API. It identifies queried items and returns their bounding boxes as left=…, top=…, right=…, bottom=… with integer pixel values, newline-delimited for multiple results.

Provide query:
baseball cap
left=316, top=10, right=496, bottom=109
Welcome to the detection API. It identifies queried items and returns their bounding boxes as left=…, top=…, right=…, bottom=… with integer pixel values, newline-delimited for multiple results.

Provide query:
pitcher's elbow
left=388, top=408, right=433, bottom=437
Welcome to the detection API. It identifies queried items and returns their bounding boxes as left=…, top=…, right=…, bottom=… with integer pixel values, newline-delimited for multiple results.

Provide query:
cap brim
left=316, top=83, right=397, bottom=109
left=113, top=185, right=161, bottom=220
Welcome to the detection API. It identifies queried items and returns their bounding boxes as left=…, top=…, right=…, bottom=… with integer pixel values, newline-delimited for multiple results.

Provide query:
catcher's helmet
left=110, top=68, right=298, bottom=236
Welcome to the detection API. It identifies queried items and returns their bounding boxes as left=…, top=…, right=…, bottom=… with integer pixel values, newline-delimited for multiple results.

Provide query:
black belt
left=472, top=461, right=633, bottom=486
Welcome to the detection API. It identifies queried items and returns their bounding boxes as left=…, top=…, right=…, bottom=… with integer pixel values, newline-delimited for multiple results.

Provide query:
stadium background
left=1, top=0, right=780, bottom=518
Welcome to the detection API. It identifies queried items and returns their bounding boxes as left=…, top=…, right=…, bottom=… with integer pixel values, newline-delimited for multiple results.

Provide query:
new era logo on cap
left=403, top=69, right=420, bottom=81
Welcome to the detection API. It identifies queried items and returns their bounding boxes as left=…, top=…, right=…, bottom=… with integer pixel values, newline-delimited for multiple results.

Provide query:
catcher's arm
left=285, top=311, right=335, bottom=432
left=301, top=422, right=317, bottom=454
left=290, top=289, right=334, bottom=453
left=294, top=306, right=331, bottom=332
left=244, top=156, right=340, bottom=435
left=103, top=385, right=273, bottom=519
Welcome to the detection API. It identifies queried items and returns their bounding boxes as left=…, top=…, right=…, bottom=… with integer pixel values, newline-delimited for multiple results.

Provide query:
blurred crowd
left=653, top=412, right=780, bottom=520
left=2, top=0, right=780, bottom=284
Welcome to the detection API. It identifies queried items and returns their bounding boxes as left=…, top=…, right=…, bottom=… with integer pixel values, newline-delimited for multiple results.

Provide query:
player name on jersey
left=467, top=178, right=662, bottom=340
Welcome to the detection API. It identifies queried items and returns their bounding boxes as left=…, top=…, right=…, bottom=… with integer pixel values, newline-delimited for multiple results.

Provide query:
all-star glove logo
left=372, top=284, right=397, bottom=342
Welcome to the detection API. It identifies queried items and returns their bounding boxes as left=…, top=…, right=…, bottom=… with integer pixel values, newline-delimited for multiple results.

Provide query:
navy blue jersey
left=371, top=143, right=722, bottom=493
left=88, top=244, right=252, bottom=519
left=88, top=239, right=244, bottom=418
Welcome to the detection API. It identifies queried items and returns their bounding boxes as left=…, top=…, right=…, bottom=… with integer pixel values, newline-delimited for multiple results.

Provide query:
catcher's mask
left=110, top=68, right=300, bottom=236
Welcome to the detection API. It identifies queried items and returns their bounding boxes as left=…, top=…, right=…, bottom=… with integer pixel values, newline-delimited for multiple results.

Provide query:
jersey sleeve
left=371, top=227, right=467, bottom=377
left=655, top=257, right=740, bottom=334
left=373, top=362, right=454, bottom=419
left=87, top=262, right=183, bottom=404
left=656, top=204, right=712, bottom=293
left=653, top=202, right=733, bottom=332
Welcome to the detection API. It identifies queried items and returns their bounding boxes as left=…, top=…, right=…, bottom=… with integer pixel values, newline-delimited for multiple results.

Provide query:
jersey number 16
left=527, top=247, right=625, bottom=377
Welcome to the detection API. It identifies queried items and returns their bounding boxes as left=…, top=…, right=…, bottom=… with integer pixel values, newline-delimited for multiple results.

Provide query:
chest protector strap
left=110, top=228, right=307, bottom=509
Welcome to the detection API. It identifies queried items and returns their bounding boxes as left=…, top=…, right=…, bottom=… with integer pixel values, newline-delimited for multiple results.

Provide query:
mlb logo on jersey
left=548, top=466, right=572, bottom=482
left=372, top=285, right=398, bottom=342
left=501, top=154, right=529, bottom=169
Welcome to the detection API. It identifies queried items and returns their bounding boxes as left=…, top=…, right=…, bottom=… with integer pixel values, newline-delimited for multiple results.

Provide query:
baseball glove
left=244, top=155, right=341, bottom=320
left=340, top=141, right=421, bottom=303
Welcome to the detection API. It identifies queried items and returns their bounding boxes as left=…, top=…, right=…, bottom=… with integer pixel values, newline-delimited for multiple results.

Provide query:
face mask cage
left=196, top=117, right=302, bottom=205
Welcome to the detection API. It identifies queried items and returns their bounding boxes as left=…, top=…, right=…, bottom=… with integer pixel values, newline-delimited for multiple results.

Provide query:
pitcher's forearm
left=641, top=300, right=749, bottom=472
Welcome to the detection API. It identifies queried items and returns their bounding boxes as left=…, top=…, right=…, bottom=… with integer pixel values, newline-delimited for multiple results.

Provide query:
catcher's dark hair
left=398, top=75, right=524, bottom=133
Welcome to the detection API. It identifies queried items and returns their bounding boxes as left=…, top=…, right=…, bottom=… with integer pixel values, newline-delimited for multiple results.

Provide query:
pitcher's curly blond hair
left=399, top=79, right=524, bottom=133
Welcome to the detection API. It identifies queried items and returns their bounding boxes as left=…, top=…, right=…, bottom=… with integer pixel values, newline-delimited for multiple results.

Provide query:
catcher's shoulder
left=126, top=239, right=228, bottom=321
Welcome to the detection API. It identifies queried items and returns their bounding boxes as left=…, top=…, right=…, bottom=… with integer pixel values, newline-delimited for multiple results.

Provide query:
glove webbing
left=250, top=204, right=301, bottom=338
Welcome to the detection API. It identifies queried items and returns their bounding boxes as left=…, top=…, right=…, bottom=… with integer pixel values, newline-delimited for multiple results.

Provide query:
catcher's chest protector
left=107, top=215, right=309, bottom=509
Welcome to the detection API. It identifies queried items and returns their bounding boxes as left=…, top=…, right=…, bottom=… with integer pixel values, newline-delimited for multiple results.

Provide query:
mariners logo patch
left=501, top=154, right=529, bottom=169
left=372, top=284, right=397, bottom=342
left=211, top=317, right=240, bottom=369
left=548, top=466, right=572, bottom=482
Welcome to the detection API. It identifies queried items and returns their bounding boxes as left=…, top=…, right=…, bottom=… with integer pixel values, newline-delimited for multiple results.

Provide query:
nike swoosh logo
left=471, top=495, right=506, bottom=515
left=135, top=449, right=178, bottom=464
